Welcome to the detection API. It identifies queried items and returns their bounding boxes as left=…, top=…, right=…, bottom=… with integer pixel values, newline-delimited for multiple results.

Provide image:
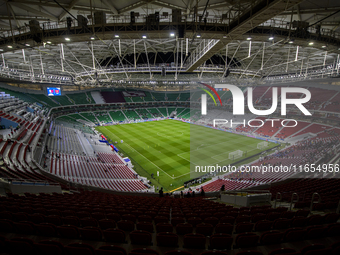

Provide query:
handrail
left=274, top=192, right=282, bottom=209
left=310, top=192, right=321, bottom=212
left=289, top=192, right=299, bottom=211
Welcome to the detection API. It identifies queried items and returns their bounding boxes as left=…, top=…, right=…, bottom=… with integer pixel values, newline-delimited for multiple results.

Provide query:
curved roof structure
left=0, top=0, right=338, bottom=89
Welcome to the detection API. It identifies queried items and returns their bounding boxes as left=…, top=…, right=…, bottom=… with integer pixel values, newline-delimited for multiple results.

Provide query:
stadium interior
left=0, top=0, right=340, bottom=254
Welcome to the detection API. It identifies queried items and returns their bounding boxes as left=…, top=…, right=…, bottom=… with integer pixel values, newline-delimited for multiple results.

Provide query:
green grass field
left=96, top=119, right=277, bottom=191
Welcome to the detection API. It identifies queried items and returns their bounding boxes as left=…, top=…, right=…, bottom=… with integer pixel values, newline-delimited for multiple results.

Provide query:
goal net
left=229, top=150, right=243, bottom=160
left=257, top=141, right=269, bottom=150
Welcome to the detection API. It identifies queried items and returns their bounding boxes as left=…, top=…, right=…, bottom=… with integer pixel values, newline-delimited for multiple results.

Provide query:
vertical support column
left=186, top=38, right=188, bottom=56
left=22, top=49, right=26, bottom=64
left=91, top=41, right=95, bottom=70
left=248, top=41, right=251, bottom=58
left=118, top=39, right=121, bottom=56
left=323, top=51, right=327, bottom=66
left=261, top=42, right=265, bottom=70
left=286, top=47, right=290, bottom=72
left=134, top=39, right=136, bottom=69
left=225, top=44, right=228, bottom=69
left=39, top=47, right=44, bottom=75
left=60, top=43, right=65, bottom=72
left=1, top=53, right=5, bottom=67
left=295, top=46, right=299, bottom=61
left=181, top=39, right=183, bottom=68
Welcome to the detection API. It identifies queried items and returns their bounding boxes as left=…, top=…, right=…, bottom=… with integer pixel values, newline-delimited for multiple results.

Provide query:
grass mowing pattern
left=96, top=119, right=277, bottom=191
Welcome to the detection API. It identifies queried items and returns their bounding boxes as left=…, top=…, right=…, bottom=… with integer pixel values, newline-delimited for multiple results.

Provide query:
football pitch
left=96, top=119, right=277, bottom=191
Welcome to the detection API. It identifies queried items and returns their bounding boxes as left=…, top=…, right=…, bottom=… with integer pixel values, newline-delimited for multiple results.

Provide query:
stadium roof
left=0, top=0, right=339, bottom=88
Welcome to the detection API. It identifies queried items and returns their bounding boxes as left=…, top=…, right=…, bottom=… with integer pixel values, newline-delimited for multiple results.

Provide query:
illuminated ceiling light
left=246, top=37, right=252, bottom=40
left=288, top=40, right=294, bottom=44
left=142, top=35, right=147, bottom=39
left=7, top=45, right=12, bottom=48
left=170, top=32, right=175, bottom=37
left=308, top=42, right=314, bottom=46
left=25, top=43, right=30, bottom=46
left=196, top=34, right=201, bottom=38
left=90, top=36, right=95, bottom=40
left=46, top=41, right=52, bottom=44
left=65, top=37, right=70, bottom=41
left=115, top=35, right=119, bottom=38
left=0, top=49, right=3, bottom=52
left=269, top=36, right=274, bottom=40
left=322, top=45, right=326, bottom=48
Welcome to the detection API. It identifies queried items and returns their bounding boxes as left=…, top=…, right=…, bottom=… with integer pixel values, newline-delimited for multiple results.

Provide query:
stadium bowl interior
left=0, top=0, right=339, bottom=254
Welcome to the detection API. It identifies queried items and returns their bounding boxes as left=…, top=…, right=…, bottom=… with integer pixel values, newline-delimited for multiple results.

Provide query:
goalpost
left=229, top=150, right=243, bottom=161
left=257, top=141, right=269, bottom=150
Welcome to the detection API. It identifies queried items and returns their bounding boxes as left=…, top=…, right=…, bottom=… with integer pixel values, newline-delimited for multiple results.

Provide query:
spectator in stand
left=159, top=187, right=164, bottom=198
left=201, top=187, right=205, bottom=197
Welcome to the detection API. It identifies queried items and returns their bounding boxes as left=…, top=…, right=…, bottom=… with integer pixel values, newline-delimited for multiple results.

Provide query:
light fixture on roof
left=269, top=36, right=274, bottom=40
left=196, top=34, right=201, bottom=38
left=0, top=49, right=3, bottom=52
left=115, top=35, right=119, bottom=38
left=7, top=45, right=12, bottom=48
left=308, top=42, right=314, bottom=46
left=25, top=43, right=30, bottom=46
left=142, top=35, right=147, bottom=39
left=65, top=37, right=70, bottom=41
left=322, top=45, right=326, bottom=48
left=170, top=32, right=175, bottom=37
left=90, top=36, right=95, bottom=40
left=46, top=41, right=52, bottom=44
left=288, top=40, right=294, bottom=44
left=246, top=37, right=252, bottom=40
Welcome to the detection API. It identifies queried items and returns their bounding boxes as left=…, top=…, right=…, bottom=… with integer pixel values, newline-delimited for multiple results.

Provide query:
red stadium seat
left=97, top=245, right=127, bottom=255
left=260, top=230, right=284, bottom=245
left=171, top=217, right=185, bottom=226
left=176, top=223, right=193, bottom=235
left=215, top=223, right=233, bottom=234
left=254, top=220, right=273, bottom=232
left=196, top=223, right=214, bottom=236
left=156, top=232, right=179, bottom=247
left=284, top=228, right=307, bottom=242
left=57, top=225, right=80, bottom=239
left=103, top=228, right=126, bottom=243
left=165, top=251, right=193, bottom=255
left=129, top=248, right=159, bottom=255
left=130, top=230, right=152, bottom=245
left=156, top=223, right=173, bottom=233
left=209, top=233, right=233, bottom=250
left=80, top=226, right=102, bottom=241
left=273, top=218, right=292, bottom=230
left=235, top=233, right=259, bottom=248
left=36, top=223, right=58, bottom=237
left=6, top=237, right=35, bottom=255
left=235, top=222, right=254, bottom=233
left=117, top=220, right=135, bottom=231
left=305, top=226, right=325, bottom=239
left=136, top=221, right=154, bottom=233
left=34, top=240, right=64, bottom=255
left=268, top=248, right=297, bottom=255
left=99, top=219, right=116, bottom=230
left=65, top=243, right=95, bottom=255
left=183, top=233, right=206, bottom=249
